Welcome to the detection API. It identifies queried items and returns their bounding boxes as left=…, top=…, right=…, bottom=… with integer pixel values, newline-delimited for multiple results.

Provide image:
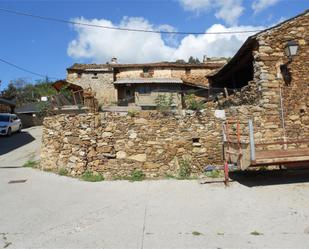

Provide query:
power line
left=0, top=58, right=56, bottom=79
left=0, top=8, right=264, bottom=35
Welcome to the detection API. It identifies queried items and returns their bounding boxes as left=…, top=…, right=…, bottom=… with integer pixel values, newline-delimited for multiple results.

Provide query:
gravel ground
left=0, top=125, right=309, bottom=249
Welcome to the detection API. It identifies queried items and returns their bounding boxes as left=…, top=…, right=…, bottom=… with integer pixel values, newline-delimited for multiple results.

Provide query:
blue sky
left=0, top=0, right=308, bottom=90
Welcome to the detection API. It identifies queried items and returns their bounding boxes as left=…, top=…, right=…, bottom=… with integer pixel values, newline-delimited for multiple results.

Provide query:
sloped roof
left=208, top=9, right=309, bottom=81
left=15, top=102, right=41, bottom=114
left=181, top=75, right=210, bottom=88
left=0, top=98, right=15, bottom=107
left=68, top=61, right=225, bottom=71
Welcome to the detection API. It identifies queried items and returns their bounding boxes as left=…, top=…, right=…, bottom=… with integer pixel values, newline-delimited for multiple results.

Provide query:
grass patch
left=58, top=168, right=68, bottom=176
left=192, top=231, right=203, bottom=236
left=81, top=170, right=104, bottom=182
left=23, top=159, right=39, bottom=168
left=165, top=173, right=176, bottom=179
left=129, top=169, right=145, bottom=181
left=250, top=231, right=263, bottom=236
left=217, top=232, right=224, bottom=236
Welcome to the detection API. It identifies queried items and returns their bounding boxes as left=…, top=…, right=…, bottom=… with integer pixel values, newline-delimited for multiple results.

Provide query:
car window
left=0, top=115, right=10, bottom=122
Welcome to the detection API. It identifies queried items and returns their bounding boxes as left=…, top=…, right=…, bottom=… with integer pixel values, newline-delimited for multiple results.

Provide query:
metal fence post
left=248, top=120, right=256, bottom=161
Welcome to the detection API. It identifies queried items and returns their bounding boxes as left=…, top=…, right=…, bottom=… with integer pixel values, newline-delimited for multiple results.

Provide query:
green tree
left=2, top=83, right=18, bottom=100
left=188, top=56, right=201, bottom=64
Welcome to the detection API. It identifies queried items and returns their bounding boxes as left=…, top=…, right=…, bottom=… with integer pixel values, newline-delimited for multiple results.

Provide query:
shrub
left=178, top=158, right=192, bottom=179
left=58, top=168, right=68, bottom=176
left=81, top=170, right=104, bottom=182
left=37, top=101, right=53, bottom=117
left=204, top=170, right=223, bottom=178
left=184, top=94, right=205, bottom=111
left=155, top=94, right=174, bottom=113
left=130, top=169, right=145, bottom=181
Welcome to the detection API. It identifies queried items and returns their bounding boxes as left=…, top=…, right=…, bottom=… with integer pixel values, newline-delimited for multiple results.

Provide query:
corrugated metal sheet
left=114, top=78, right=183, bottom=84
left=0, top=98, right=15, bottom=107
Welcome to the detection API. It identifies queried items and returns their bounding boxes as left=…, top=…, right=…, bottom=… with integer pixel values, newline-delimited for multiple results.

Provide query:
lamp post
left=285, top=40, right=299, bottom=60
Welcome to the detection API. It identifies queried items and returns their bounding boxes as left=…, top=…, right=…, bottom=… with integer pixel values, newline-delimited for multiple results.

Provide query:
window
left=143, top=67, right=149, bottom=73
left=138, top=85, right=151, bottom=95
left=92, top=72, right=98, bottom=79
left=185, top=68, right=191, bottom=75
left=77, top=72, right=82, bottom=79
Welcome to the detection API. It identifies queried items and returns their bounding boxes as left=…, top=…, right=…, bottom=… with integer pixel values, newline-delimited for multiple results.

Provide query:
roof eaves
left=208, top=9, right=309, bottom=79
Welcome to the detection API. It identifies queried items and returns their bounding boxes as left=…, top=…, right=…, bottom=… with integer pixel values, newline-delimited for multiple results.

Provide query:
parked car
left=0, top=113, right=22, bottom=136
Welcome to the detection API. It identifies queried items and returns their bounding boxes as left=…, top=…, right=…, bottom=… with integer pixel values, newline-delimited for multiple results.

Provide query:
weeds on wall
left=128, top=110, right=137, bottom=117
left=155, top=94, right=174, bottom=114
left=130, top=169, right=145, bottom=181
left=58, top=168, right=68, bottom=176
left=81, top=170, right=104, bottom=182
left=178, top=158, right=192, bottom=179
left=184, top=94, right=205, bottom=111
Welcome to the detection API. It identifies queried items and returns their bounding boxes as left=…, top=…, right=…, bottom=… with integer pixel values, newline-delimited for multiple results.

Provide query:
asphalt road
left=0, top=126, right=42, bottom=167
left=1, top=167, right=309, bottom=249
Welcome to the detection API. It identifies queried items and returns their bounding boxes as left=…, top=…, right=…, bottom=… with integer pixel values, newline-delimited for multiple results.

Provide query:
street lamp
left=285, top=40, right=299, bottom=60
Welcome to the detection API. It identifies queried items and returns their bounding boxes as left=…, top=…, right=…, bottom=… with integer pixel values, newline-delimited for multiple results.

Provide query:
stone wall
left=252, top=11, right=309, bottom=141
left=18, top=114, right=43, bottom=128
left=41, top=111, right=223, bottom=179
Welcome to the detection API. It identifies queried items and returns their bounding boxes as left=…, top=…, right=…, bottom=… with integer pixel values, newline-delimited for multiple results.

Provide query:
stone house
left=66, top=59, right=225, bottom=109
left=208, top=9, right=309, bottom=142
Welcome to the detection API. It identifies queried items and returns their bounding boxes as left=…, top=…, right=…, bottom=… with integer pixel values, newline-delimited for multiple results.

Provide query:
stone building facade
left=66, top=61, right=225, bottom=109
left=209, top=10, right=309, bottom=144
left=66, top=66, right=116, bottom=106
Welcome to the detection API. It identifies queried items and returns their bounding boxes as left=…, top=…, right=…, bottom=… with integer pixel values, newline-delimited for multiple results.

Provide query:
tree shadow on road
left=0, top=131, right=35, bottom=156
left=229, top=168, right=309, bottom=187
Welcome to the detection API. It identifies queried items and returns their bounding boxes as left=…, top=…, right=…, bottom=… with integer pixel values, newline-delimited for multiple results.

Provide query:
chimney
left=111, top=57, right=118, bottom=64
left=203, top=55, right=208, bottom=63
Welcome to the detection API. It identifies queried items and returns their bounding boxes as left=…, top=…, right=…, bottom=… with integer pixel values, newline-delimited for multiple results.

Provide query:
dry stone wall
left=252, top=12, right=309, bottom=141
left=41, top=111, right=223, bottom=179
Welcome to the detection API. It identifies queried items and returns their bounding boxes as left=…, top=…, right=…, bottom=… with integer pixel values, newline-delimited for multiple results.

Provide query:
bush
left=130, top=169, right=145, bottom=181
left=184, top=94, right=205, bottom=111
left=37, top=101, right=53, bottom=117
left=204, top=170, right=223, bottom=178
left=178, top=158, right=192, bottom=179
left=58, top=168, right=68, bottom=176
left=155, top=94, right=174, bottom=113
left=81, top=170, right=104, bottom=182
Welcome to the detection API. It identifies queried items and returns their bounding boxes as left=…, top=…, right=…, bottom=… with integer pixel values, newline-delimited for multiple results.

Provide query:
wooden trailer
left=222, top=119, right=309, bottom=185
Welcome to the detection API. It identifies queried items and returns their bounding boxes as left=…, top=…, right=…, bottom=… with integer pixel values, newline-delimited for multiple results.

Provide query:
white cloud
left=252, top=0, right=279, bottom=13
left=178, top=0, right=244, bottom=25
left=67, top=17, right=265, bottom=64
